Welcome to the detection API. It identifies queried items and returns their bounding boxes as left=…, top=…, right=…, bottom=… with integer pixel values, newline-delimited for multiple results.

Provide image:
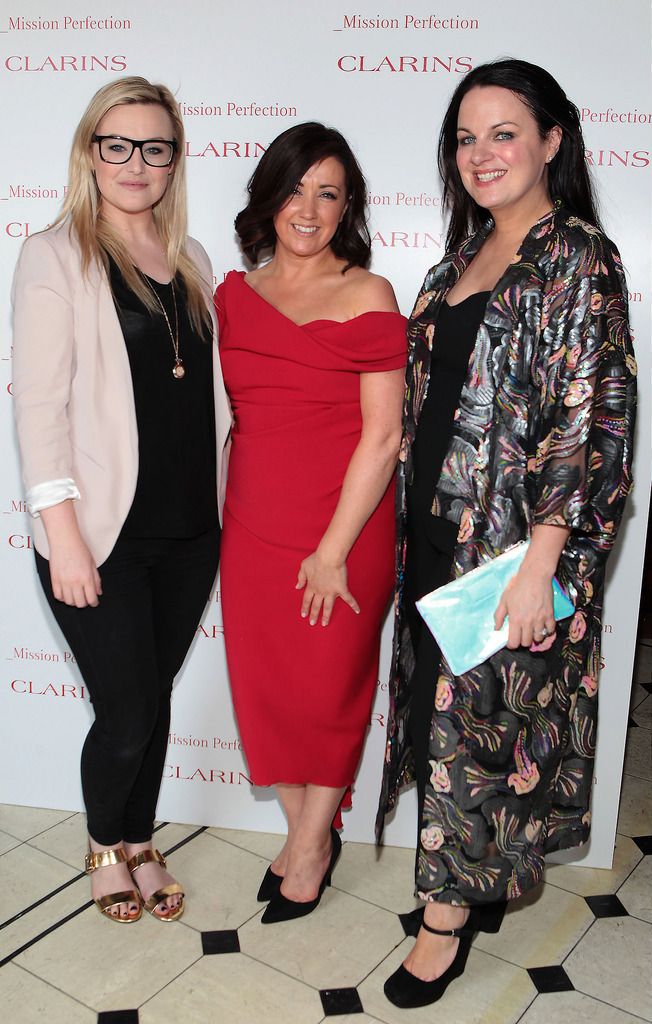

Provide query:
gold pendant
left=172, top=362, right=185, bottom=379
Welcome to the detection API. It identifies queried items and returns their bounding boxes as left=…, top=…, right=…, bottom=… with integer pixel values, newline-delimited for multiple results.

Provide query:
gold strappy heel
left=127, top=848, right=185, bottom=921
left=84, top=847, right=142, bottom=923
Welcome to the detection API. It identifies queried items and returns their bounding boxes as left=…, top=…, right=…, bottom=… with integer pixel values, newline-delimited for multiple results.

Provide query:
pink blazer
left=12, top=222, right=231, bottom=565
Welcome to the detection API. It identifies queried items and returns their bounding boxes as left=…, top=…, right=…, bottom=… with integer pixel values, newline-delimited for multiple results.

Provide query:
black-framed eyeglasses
left=92, top=134, right=177, bottom=167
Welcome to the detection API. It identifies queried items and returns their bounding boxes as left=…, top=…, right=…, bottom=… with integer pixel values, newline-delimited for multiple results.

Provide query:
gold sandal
left=127, top=848, right=185, bottom=921
left=84, top=847, right=142, bottom=923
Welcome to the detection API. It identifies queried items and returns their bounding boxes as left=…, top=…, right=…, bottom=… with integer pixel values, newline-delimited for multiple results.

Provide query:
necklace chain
left=140, top=272, right=185, bottom=380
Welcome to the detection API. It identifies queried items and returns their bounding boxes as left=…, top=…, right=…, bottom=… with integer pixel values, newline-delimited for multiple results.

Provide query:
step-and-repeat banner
left=1, top=2, right=650, bottom=867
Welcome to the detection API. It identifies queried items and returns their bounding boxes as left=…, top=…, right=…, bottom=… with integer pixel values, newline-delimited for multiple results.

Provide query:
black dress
left=404, top=292, right=490, bottom=827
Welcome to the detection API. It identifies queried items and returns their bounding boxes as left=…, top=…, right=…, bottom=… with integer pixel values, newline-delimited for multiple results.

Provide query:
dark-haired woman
left=216, top=122, right=406, bottom=923
left=376, top=59, right=636, bottom=1008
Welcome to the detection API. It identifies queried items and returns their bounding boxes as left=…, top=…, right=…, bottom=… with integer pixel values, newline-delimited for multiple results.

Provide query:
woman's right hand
left=49, top=537, right=102, bottom=607
left=40, top=501, right=102, bottom=607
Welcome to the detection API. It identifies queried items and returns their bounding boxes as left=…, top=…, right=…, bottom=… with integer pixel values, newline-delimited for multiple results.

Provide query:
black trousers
left=35, top=527, right=220, bottom=845
left=403, top=515, right=457, bottom=857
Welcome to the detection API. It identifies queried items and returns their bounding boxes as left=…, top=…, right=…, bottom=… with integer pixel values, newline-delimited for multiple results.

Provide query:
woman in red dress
left=216, top=123, right=406, bottom=923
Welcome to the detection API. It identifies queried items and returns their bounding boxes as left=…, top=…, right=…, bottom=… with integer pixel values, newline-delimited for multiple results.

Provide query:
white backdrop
left=1, top=1, right=650, bottom=867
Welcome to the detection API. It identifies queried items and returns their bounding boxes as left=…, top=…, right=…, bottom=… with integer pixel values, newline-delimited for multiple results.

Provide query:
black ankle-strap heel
left=400, top=900, right=507, bottom=937
left=421, top=919, right=475, bottom=939
left=384, top=916, right=476, bottom=1009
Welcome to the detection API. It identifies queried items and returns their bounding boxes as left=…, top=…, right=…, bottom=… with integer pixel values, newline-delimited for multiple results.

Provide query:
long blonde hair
left=53, top=76, right=211, bottom=333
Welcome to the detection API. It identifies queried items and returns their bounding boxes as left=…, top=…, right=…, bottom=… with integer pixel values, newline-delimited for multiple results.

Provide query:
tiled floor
left=2, top=643, right=651, bottom=1024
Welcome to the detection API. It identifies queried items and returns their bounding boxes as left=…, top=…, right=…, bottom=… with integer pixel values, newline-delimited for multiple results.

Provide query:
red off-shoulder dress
left=216, top=270, right=406, bottom=795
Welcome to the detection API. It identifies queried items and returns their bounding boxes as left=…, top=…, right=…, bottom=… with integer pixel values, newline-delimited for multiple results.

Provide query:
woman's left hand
left=296, top=551, right=360, bottom=626
left=494, top=566, right=557, bottom=650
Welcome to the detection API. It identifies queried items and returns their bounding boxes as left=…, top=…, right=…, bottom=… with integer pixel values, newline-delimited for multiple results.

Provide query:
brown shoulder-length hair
left=235, top=122, right=371, bottom=271
left=51, top=76, right=211, bottom=333
left=439, top=58, right=602, bottom=251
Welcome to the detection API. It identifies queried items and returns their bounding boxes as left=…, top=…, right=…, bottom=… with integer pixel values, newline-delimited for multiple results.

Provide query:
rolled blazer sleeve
left=12, top=231, right=81, bottom=513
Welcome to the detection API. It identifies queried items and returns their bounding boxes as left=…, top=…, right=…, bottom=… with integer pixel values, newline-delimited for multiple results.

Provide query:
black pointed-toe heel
left=401, top=900, right=506, bottom=937
left=257, top=865, right=284, bottom=902
left=384, top=918, right=475, bottom=1009
left=261, top=826, right=342, bottom=924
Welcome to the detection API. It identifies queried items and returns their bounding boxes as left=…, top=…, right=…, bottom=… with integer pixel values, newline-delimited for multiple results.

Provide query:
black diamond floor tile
left=633, top=835, right=652, bottom=855
left=97, top=1012, right=139, bottom=1024
left=201, top=929, right=240, bottom=954
left=527, top=965, right=574, bottom=994
left=320, top=987, right=364, bottom=1015
left=585, top=894, right=628, bottom=918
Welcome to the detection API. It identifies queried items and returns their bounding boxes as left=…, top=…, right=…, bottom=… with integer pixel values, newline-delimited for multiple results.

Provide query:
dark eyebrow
left=317, top=183, right=342, bottom=190
left=456, top=121, right=519, bottom=133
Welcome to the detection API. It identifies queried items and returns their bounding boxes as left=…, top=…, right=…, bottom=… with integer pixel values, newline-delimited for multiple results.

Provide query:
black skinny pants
left=403, top=517, right=457, bottom=857
left=35, top=527, right=220, bottom=845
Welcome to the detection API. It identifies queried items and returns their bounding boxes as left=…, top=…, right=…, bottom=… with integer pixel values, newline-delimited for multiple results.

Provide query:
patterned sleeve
left=532, top=234, right=637, bottom=554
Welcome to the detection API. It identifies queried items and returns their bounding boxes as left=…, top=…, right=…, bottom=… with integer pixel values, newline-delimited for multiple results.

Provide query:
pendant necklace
left=141, top=272, right=185, bottom=379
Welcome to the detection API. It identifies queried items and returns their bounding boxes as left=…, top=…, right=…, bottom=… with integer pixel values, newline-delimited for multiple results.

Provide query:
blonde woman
left=12, top=77, right=231, bottom=922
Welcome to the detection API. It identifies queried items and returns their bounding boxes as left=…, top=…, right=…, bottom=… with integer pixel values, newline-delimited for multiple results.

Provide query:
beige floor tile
left=359, top=940, right=535, bottom=1024
left=0, top=875, right=89, bottom=963
left=473, top=883, right=593, bottom=968
left=239, top=888, right=403, bottom=988
left=15, top=908, right=202, bottom=1012
left=140, top=953, right=324, bottom=1024
left=623, top=727, right=652, bottom=781
left=519, top=990, right=645, bottom=1024
left=617, top=774, right=652, bottom=837
left=0, top=804, right=75, bottom=841
left=206, top=826, right=285, bottom=861
left=632, top=695, right=652, bottom=728
left=566, top=917, right=652, bottom=1020
left=1, top=843, right=79, bottom=928
left=161, top=832, right=266, bottom=930
left=0, top=962, right=95, bottom=1023
left=544, top=834, right=642, bottom=896
left=28, top=813, right=89, bottom=869
left=0, top=829, right=21, bottom=855
left=617, top=855, right=652, bottom=922
left=333, top=840, right=418, bottom=914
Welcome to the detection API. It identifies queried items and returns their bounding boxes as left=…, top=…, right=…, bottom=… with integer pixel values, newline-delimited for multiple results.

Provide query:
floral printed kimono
left=376, top=204, right=637, bottom=905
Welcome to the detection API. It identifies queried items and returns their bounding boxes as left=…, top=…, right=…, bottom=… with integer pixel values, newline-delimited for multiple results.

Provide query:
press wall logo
left=335, top=15, right=480, bottom=31
left=163, top=765, right=252, bottom=784
left=4, top=55, right=128, bottom=72
left=6, top=16, right=133, bottom=31
left=337, top=54, right=472, bottom=73
left=180, top=101, right=298, bottom=119
left=371, top=228, right=444, bottom=249
left=585, top=149, right=650, bottom=168
left=10, top=678, right=88, bottom=698
left=184, top=140, right=267, bottom=158
left=580, top=107, right=651, bottom=125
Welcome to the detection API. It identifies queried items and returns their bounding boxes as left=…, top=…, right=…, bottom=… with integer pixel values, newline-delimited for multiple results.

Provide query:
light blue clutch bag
left=415, top=541, right=575, bottom=677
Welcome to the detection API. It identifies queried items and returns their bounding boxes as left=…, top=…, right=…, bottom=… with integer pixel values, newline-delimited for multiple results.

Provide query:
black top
left=109, top=258, right=218, bottom=538
left=407, top=291, right=489, bottom=549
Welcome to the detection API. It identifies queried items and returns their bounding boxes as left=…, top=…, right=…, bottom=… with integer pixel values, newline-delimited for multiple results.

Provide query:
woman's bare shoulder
left=345, top=267, right=400, bottom=315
